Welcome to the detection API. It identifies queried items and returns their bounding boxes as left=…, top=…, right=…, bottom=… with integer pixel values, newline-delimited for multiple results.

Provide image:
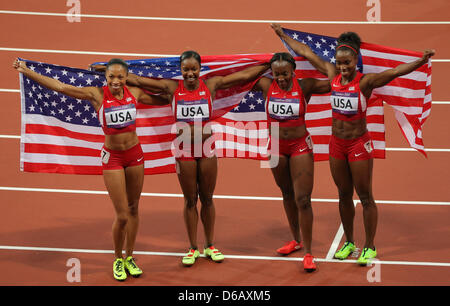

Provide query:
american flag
left=280, top=27, right=432, bottom=159
left=19, top=55, right=271, bottom=175
left=19, top=33, right=431, bottom=175
left=20, top=60, right=106, bottom=174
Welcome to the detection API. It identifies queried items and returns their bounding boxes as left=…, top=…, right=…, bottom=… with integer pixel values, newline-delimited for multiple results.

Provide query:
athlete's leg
left=349, top=158, right=377, bottom=249
left=289, top=152, right=314, bottom=254
left=124, top=163, right=145, bottom=257
left=329, top=156, right=355, bottom=244
left=103, top=169, right=129, bottom=259
left=197, top=156, right=218, bottom=247
left=270, top=155, right=301, bottom=243
left=176, top=159, right=199, bottom=249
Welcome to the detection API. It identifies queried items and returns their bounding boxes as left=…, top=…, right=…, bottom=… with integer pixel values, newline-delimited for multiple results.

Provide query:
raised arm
left=126, top=73, right=178, bottom=95
left=298, top=78, right=332, bottom=101
left=206, top=62, right=270, bottom=92
left=251, top=76, right=272, bottom=99
left=271, top=23, right=337, bottom=79
left=360, top=49, right=435, bottom=97
left=14, top=58, right=103, bottom=110
left=127, top=86, right=170, bottom=106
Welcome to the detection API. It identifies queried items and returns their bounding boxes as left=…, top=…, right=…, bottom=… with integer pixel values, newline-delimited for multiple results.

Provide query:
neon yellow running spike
left=334, top=242, right=356, bottom=260
left=357, top=247, right=377, bottom=265
left=113, top=258, right=127, bottom=281
left=203, top=246, right=225, bottom=262
left=182, top=248, right=200, bottom=266
left=124, top=256, right=143, bottom=277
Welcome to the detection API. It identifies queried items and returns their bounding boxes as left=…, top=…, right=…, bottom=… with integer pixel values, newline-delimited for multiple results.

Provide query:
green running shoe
left=334, top=242, right=356, bottom=260
left=203, top=246, right=225, bottom=262
left=113, top=258, right=127, bottom=281
left=182, top=248, right=200, bottom=266
left=357, top=247, right=377, bottom=265
left=124, top=256, right=143, bottom=277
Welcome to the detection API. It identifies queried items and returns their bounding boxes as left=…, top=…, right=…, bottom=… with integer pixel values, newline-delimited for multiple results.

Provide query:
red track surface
left=0, top=0, right=449, bottom=287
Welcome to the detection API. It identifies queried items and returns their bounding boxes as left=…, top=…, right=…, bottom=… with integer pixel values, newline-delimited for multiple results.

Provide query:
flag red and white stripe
left=280, top=28, right=431, bottom=160
left=19, top=35, right=431, bottom=175
left=19, top=55, right=271, bottom=175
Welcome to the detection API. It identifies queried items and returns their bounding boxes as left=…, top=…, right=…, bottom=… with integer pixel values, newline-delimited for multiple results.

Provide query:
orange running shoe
left=303, top=253, right=316, bottom=272
left=276, top=240, right=303, bottom=255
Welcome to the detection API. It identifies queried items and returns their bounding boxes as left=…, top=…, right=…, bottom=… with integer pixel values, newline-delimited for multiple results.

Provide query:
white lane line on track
left=0, top=89, right=20, bottom=93
left=386, top=148, right=450, bottom=152
left=0, top=245, right=449, bottom=267
left=1, top=10, right=449, bottom=25
left=0, top=47, right=449, bottom=62
left=0, top=47, right=175, bottom=58
left=0, top=135, right=20, bottom=139
left=0, top=186, right=449, bottom=206
left=1, top=135, right=449, bottom=152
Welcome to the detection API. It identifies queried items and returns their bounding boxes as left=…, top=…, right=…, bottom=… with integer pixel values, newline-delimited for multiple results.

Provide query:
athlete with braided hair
left=250, top=51, right=331, bottom=272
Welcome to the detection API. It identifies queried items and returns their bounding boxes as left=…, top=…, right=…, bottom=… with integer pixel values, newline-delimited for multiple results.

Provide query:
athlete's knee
left=277, top=184, right=294, bottom=201
left=338, top=189, right=354, bottom=202
left=282, top=191, right=295, bottom=202
left=128, top=200, right=139, bottom=217
left=115, top=212, right=129, bottom=227
left=184, top=194, right=198, bottom=209
left=198, top=191, right=214, bottom=207
left=357, top=192, right=375, bottom=208
left=296, top=194, right=312, bottom=210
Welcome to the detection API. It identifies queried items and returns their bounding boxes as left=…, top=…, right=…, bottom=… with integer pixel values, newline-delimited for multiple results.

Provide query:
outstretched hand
left=422, top=49, right=435, bottom=62
left=12, top=58, right=27, bottom=73
left=90, top=64, right=107, bottom=72
left=270, top=23, right=285, bottom=37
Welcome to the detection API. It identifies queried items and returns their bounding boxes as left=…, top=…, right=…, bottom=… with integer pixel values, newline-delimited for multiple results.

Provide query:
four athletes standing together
left=12, top=24, right=434, bottom=281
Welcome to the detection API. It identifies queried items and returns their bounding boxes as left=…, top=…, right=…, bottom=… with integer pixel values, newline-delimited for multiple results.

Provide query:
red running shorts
left=329, top=132, right=373, bottom=162
left=101, top=143, right=144, bottom=170
left=268, top=133, right=313, bottom=157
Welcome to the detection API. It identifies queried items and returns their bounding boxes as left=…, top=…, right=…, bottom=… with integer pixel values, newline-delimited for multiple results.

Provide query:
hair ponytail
left=336, top=32, right=361, bottom=55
